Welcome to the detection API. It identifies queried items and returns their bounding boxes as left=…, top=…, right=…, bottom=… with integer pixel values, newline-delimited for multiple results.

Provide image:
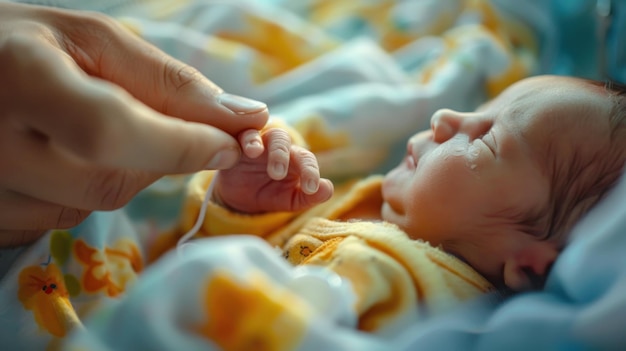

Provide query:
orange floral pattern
left=17, top=263, right=80, bottom=337
left=73, top=239, right=143, bottom=297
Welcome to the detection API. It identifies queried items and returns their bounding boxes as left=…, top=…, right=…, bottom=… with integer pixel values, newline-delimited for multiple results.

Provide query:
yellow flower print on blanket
left=309, top=0, right=457, bottom=51
left=73, top=239, right=143, bottom=297
left=216, top=13, right=336, bottom=82
left=18, top=263, right=81, bottom=337
left=194, top=270, right=311, bottom=351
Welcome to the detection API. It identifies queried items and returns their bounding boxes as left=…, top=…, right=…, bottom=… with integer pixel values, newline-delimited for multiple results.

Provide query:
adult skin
left=0, top=2, right=270, bottom=246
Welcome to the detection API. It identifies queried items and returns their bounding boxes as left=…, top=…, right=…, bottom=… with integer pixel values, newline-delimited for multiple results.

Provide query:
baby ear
left=503, top=241, right=558, bottom=292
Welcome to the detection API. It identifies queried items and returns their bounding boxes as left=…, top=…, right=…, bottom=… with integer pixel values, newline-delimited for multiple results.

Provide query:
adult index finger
left=48, top=7, right=269, bottom=135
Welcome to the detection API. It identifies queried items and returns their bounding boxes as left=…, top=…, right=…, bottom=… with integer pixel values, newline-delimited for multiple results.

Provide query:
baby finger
left=291, top=146, right=321, bottom=194
left=264, top=129, right=291, bottom=180
left=239, top=129, right=264, bottom=159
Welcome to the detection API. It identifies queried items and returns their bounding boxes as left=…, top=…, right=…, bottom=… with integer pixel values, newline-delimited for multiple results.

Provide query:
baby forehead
left=492, top=86, right=614, bottom=172
left=510, top=106, right=611, bottom=163
left=497, top=80, right=613, bottom=136
left=501, top=76, right=607, bottom=105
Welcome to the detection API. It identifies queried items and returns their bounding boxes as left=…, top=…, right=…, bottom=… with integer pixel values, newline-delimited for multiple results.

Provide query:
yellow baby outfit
left=181, top=172, right=494, bottom=334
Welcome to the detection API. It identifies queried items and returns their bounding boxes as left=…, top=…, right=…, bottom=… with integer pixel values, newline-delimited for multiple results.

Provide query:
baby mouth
left=405, top=154, right=417, bottom=169
left=406, top=141, right=418, bottom=169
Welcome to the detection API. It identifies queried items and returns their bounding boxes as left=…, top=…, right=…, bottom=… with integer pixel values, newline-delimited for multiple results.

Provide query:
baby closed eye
left=479, top=130, right=498, bottom=157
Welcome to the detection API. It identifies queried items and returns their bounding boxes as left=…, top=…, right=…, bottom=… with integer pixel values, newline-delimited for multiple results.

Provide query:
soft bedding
left=2, top=0, right=625, bottom=350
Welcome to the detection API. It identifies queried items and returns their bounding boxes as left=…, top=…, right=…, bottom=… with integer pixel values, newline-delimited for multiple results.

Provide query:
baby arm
left=212, top=122, right=334, bottom=214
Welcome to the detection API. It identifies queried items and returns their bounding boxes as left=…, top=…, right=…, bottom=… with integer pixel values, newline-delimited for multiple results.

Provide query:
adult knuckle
left=0, top=27, right=63, bottom=97
left=0, top=33, right=43, bottom=79
left=85, top=170, right=136, bottom=210
left=55, top=207, right=90, bottom=228
left=84, top=11, right=117, bottom=27
left=54, top=10, right=121, bottom=65
left=0, top=20, right=56, bottom=52
left=69, top=10, right=119, bottom=36
left=163, top=59, right=203, bottom=93
left=0, top=32, right=31, bottom=60
left=87, top=14, right=124, bottom=48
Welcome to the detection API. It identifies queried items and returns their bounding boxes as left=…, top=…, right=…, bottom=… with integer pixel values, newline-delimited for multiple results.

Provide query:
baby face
left=381, top=76, right=614, bottom=288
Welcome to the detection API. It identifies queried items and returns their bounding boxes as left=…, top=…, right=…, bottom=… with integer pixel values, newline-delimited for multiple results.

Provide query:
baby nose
left=430, top=109, right=465, bottom=143
left=430, top=109, right=491, bottom=143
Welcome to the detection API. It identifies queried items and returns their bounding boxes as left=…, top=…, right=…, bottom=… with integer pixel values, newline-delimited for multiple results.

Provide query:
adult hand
left=0, top=2, right=270, bottom=245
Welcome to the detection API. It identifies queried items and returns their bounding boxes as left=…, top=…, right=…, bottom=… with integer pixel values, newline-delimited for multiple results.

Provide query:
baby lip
left=408, top=131, right=435, bottom=165
left=405, top=154, right=416, bottom=169
left=406, top=142, right=418, bottom=169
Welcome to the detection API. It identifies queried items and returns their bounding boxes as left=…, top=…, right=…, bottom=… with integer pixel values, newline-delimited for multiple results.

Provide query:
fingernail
left=305, top=179, right=318, bottom=194
left=272, top=162, right=286, bottom=177
left=247, top=138, right=262, bottom=149
left=245, top=139, right=263, bottom=155
left=218, top=93, right=267, bottom=115
left=205, top=147, right=240, bottom=170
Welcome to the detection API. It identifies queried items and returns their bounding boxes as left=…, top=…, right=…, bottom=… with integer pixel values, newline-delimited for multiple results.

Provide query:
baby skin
left=196, top=75, right=626, bottom=296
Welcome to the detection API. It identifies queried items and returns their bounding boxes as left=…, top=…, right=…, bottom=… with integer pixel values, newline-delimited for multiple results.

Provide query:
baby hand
left=212, top=128, right=334, bottom=213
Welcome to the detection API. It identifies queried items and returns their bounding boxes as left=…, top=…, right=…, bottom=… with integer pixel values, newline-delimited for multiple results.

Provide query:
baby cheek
left=437, top=135, right=483, bottom=172
left=465, top=143, right=482, bottom=171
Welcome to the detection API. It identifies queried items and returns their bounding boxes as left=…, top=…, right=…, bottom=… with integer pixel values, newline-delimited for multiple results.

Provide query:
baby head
left=381, top=75, right=626, bottom=291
